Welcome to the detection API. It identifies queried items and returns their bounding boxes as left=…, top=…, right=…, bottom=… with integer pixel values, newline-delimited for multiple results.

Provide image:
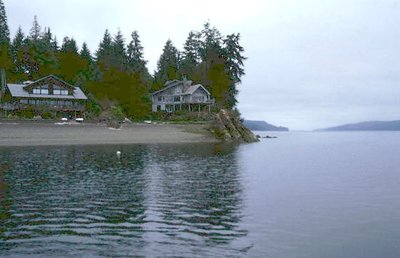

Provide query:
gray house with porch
left=151, top=79, right=214, bottom=112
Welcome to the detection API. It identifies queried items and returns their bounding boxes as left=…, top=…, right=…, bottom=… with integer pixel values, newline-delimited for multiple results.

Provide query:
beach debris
left=123, top=117, right=132, bottom=124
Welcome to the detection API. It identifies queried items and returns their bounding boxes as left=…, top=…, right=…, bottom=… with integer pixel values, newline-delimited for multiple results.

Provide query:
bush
left=110, top=105, right=125, bottom=121
left=41, top=111, right=54, bottom=119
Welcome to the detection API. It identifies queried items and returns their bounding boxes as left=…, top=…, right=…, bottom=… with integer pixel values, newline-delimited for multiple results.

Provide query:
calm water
left=1, top=132, right=400, bottom=257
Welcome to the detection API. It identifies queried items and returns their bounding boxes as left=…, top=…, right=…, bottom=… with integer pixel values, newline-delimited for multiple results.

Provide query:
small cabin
left=151, top=79, right=214, bottom=112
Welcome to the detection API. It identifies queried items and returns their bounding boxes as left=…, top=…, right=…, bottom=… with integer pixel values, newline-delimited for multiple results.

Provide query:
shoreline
left=0, top=120, right=218, bottom=147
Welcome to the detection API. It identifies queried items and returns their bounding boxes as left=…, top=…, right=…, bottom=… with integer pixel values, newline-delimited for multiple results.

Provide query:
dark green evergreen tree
left=43, top=27, right=58, bottom=52
left=60, top=37, right=78, bottom=54
left=154, top=39, right=180, bottom=89
left=23, top=16, right=58, bottom=80
left=222, top=33, right=246, bottom=108
left=199, top=22, right=223, bottom=61
left=80, top=42, right=92, bottom=63
left=127, top=31, right=147, bottom=73
left=95, top=29, right=112, bottom=68
left=0, top=0, right=10, bottom=75
left=0, top=0, right=9, bottom=47
left=180, top=31, right=201, bottom=77
left=110, top=30, right=126, bottom=70
left=9, top=26, right=26, bottom=80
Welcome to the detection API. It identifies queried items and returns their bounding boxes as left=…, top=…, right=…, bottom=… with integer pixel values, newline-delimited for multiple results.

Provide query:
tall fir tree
left=127, top=31, right=147, bottom=73
left=43, top=27, right=58, bottom=52
left=95, top=29, right=112, bottom=68
left=23, top=16, right=58, bottom=80
left=180, top=31, right=201, bottom=78
left=110, top=30, right=126, bottom=70
left=199, top=22, right=223, bottom=61
left=29, top=15, right=41, bottom=41
left=0, top=0, right=10, bottom=75
left=80, top=42, right=92, bottom=63
left=222, top=33, right=246, bottom=108
left=9, top=26, right=26, bottom=80
left=61, top=37, right=79, bottom=54
left=0, top=0, right=9, bottom=47
left=154, top=39, right=180, bottom=89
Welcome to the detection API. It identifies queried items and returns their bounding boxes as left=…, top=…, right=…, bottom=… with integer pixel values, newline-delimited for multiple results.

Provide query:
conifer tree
left=110, top=30, right=126, bottom=70
left=80, top=42, right=92, bottom=63
left=0, top=0, right=10, bottom=47
left=43, top=27, right=58, bottom=51
left=127, top=31, right=147, bottom=73
left=0, top=0, right=10, bottom=76
left=10, top=26, right=26, bottom=79
left=29, top=15, right=41, bottom=41
left=61, top=37, right=78, bottom=54
left=180, top=31, right=201, bottom=77
left=222, top=33, right=246, bottom=108
left=96, top=29, right=112, bottom=68
left=154, top=39, right=180, bottom=88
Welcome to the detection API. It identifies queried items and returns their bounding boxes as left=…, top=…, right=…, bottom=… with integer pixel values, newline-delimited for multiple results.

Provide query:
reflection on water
left=3, top=132, right=400, bottom=257
left=0, top=143, right=248, bottom=257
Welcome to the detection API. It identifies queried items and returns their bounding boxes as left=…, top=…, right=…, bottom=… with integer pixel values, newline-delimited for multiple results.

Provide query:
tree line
left=0, top=0, right=246, bottom=119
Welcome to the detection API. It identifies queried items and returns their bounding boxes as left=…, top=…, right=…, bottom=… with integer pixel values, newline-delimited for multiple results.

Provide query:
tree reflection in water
left=0, top=143, right=249, bottom=257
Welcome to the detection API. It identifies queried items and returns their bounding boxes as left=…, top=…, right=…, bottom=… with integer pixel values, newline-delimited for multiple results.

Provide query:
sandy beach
left=0, top=121, right=218, bottom=146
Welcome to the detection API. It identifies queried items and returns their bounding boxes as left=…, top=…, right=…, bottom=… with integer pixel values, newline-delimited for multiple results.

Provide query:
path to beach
left=0, top=121, right=217, bottom=146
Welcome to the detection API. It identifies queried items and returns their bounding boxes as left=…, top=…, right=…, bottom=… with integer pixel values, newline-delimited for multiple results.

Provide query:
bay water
left=1, top=132, right=399, bottom=257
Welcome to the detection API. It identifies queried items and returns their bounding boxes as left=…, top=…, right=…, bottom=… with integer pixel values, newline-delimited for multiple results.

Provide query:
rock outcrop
left=211, top=109, right=259, bottom=143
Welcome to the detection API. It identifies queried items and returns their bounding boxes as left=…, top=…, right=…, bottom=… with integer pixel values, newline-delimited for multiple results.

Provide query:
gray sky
left=4, top=0, right=400, bottom=130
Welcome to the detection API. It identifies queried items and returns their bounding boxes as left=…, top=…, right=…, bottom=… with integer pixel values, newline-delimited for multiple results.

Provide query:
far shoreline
left=0, top=120, right=219, bottom=147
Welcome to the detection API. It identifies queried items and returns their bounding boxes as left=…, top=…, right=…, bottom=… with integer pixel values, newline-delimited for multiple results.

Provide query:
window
left=53, top=87, right=69, bottom=95
left=32, top=85, right=49, bottom=95
left=174, top=96, right=181, bottom=102
left=158, top=96, right=164, bottom=102
left=192, top=96, right=205, bottom=102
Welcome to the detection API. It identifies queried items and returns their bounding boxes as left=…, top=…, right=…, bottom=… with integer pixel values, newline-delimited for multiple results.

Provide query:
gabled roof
left=151, top=80, right=182, bottom=96
left=151, top=80, right=211, bottom=97
left=7, top=83, right=87, bottom=100
left=23, top=74, right=75, bottom=91
left=182, top=84, right=211, bottom=96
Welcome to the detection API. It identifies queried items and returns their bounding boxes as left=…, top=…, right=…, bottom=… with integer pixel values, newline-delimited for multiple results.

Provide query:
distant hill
left=243, top=120, right=289, bottom=131
left=317, top=120, right=400, bottom=131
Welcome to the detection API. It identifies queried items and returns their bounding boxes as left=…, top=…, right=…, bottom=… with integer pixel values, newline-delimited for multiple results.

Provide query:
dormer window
left=32, top=85, right=49, bottom=95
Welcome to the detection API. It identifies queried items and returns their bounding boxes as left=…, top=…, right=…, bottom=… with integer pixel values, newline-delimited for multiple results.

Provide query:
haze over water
left=1, top=132, right=400, bottom=257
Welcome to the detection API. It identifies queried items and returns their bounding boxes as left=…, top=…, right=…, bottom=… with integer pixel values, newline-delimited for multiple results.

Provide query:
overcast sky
left=4, top=0, right=400, bottom=130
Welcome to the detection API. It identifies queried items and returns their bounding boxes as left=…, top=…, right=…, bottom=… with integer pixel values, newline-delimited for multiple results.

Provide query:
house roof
left=151, top=80, right=210, bottom=96
left=7, top=83, right=88, bottom=100
left=23, top=74, right=76, bottom=91
left=151, top=80, right=182, bottom=96
left=182, top=84, right=211, bottom=96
